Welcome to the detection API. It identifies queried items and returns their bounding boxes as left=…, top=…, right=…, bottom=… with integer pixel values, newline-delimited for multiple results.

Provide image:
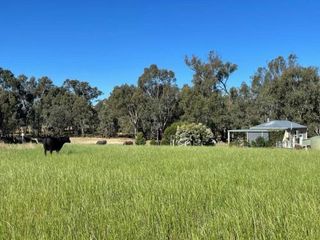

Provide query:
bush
left=230, top=138, right=250, bottom=147
left=269, top=131, right=284, bottom=147
left=175, top=123, right=214, bottom=146
left=251, top=132, right=283, bottom=148
left=252, top=136, right=268, bottom=147
left=160, top=139, right=169, bottom=145
left=149, top=139, right=157, bottom=145
left=162, top=122, right=187, bottom=145
left=135, top=132, right=146, bottom=145
left=160, top=138, right=170, bottom=145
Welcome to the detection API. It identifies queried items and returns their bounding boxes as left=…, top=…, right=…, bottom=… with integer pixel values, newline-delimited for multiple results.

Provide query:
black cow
left=43, top=136, right=71, bottom=156
left=0, top=136, right=22, bottom=144
left=0, top=136, right=16, bottom=144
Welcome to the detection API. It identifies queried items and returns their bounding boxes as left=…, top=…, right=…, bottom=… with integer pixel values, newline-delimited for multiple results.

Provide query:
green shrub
left=175, top=123, right=214, bottom=146
left=149, top=139, right=157, bottom=145
left=160, top=139, right=169, bottom=145
left=269, top=131, right=284, bottom=147
left=162, top=122, right=187, bottom=145
left=135, top=132, right=146, bottom=145
left=160, top=139, right=170, bottom=145
left=231, top=138, right=251, bottom=147
left=252, top=136, right=268, bottom=147
left=244, top=140, right=251, bottom=147
left=251, top=133, right=282, bottom=148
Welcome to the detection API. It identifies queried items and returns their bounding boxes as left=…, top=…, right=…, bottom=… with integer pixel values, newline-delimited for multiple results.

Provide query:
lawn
left=1, top=145, right=320, bottom=239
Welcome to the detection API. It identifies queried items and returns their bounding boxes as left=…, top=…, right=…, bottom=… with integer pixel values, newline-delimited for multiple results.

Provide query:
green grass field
left=1, top=145, right=320, bottom=239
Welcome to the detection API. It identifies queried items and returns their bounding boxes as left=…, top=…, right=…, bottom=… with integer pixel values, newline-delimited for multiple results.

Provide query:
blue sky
left=1, top=0, right=320, bottom=98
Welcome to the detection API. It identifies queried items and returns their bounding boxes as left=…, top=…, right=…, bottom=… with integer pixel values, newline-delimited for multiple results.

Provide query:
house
left=228, top=120, right=308, bottom=148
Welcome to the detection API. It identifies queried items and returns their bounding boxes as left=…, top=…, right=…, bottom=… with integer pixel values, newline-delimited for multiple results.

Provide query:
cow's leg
left=44, top=149, right=47, bottom=156
left=50, top=150, right=53, bottom=155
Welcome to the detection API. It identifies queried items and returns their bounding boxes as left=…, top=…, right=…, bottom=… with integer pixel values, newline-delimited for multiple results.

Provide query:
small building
left=228, top=120, right=308, bottom=148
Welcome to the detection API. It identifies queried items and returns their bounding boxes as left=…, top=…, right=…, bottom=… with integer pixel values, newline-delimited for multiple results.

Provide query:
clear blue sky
left=1, top=0, right=320, bottom=98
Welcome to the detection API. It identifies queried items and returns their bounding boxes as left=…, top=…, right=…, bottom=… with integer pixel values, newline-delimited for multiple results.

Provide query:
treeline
left=0, top=72, right=101, bottom=136
left=1, top=51, right=320, bottom=140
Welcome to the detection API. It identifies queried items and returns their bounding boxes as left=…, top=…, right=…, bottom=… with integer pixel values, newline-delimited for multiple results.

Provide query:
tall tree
left=97, top=99, right=120, bottom=137
left=63, top=79, right=102, bottom=136
left=185, top=51, right=237, bottom=96
left=31, top=76, right=54, bottom=135
left=182, top=51, right=237, bottom=140
left=63, top=79, right=102, bottom=103
left=0, top=88, right=18, bottom=135
left=250, top=54, right=320, bottom=135
left=138, top=64, right=180, bottom=141
left=0, top=68, right=18, bottom=134
left=41, top=87, right=75, bottom=135
left=107, top=84, right=146, bottom=136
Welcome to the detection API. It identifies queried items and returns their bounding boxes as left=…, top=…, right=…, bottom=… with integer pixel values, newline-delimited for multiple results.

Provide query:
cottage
left=228, top=120, right=308, bottom=148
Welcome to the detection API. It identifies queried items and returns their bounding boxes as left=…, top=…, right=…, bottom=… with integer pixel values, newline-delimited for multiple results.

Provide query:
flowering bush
left=175, top=123, right=214, bottom=146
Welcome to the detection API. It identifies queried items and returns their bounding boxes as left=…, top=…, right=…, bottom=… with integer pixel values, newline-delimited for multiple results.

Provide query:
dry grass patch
left=70, top=137, right=134, bottom=145
left=0, top=143, right=36, bottom=149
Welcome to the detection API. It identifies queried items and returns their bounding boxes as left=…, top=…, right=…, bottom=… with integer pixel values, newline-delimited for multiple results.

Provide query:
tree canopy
left=1, top=51, right=320, bottom=139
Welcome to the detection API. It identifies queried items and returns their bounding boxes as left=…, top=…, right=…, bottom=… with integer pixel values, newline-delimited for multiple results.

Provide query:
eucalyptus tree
left=250, top=54, right=320, bottom=136
left=0, top=68, right=18, bottom=134
left=63, top=79, right=102, bottom=103
left=185, top=51, right=237, bottom=96
left=138, top=64, right=180, bottom=141
left=106, top=84, right=146, bottom=136
left=182, top=51, right=238, bottom=139
left=97, top=99, right=120, bottom=137
left=63, top=79, right=102, bottom=135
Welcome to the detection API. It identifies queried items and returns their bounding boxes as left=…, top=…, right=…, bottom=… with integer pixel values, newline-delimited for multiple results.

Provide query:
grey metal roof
left=250, top=120, right=307, bottom=130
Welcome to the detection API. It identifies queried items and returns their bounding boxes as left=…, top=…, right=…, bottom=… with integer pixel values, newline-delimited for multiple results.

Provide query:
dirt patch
left=70, top=137, right=135, bottom=145
left=0, top=143, right=36, bottom=149
left=0, top=137, right=136, bottom=147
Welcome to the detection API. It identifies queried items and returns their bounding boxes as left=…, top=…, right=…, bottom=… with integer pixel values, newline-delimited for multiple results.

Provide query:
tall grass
left=1, top=145, right=320, bottom=239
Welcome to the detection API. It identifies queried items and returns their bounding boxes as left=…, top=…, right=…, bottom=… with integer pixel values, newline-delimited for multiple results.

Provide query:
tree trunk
left=81, top=120, right=85, bottom=136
